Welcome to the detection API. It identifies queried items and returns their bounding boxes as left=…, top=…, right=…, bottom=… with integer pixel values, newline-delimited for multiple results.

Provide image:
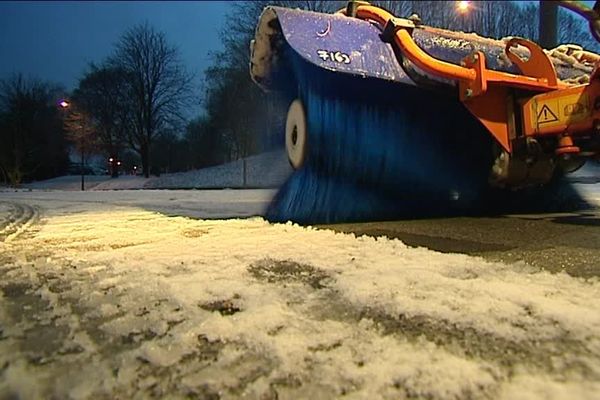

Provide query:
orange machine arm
left=345, top=4, right=582, bottom=154
left=354, top=5, right=567, bottom=94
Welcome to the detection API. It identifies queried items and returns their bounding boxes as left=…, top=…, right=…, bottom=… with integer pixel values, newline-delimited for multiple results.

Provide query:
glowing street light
left=58, top=99, right=87, bottom=190
left=457, top=0, right=470, bottom=14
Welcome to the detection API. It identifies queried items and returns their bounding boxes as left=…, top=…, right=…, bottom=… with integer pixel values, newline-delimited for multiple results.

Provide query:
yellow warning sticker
left=531, top=93, right=590, bottom=129
left=537, top=104, right=558, bottom=123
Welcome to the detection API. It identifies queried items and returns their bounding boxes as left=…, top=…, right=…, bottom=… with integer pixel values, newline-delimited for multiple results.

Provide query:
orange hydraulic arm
left=341, top=2, right=600, bottom=158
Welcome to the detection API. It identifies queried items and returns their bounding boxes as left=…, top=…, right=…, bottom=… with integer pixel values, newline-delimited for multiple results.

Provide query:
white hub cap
left=285, top=99, right=308, bottom=169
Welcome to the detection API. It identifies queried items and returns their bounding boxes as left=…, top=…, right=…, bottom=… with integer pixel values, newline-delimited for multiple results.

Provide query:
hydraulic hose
left=353, top=5, right=477, bottom=82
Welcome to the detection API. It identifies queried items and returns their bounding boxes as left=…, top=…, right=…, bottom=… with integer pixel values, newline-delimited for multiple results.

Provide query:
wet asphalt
left=321, top=208, right=600, bottom=278
left=316, top=163, right=600, bottom=279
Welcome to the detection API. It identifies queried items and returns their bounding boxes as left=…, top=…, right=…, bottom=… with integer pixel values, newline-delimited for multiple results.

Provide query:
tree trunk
left=141, top=142, right=150, bottom=178
left=80, top=149, right=85, bottom=191
left=539, top=0, right=558, bottom=49
left=109, top=151, right=120, bottom=178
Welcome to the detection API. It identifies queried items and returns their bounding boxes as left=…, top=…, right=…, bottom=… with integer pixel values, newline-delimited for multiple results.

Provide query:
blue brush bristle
left=265, top=47, right=496, bottom=224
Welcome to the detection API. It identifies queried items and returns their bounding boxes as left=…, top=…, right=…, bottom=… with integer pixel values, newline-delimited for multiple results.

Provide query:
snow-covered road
left=1, top=191, right=600, bottom=399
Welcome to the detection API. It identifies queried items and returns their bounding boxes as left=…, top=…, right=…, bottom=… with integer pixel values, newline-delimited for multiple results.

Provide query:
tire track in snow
left=0, top=202, right=39, bottom=242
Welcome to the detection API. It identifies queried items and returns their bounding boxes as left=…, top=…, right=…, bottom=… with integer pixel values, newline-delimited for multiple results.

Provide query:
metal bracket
left=381, top=17, right=416, bottom=43
left=504, top=38, right=558, bottom=86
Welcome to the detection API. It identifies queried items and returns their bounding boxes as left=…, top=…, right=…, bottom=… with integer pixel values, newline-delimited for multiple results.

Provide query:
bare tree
left=111, top=23, right=193, bottom=177
left=74, top=64, right=132, bottom=177
left=558, top=9, right=599, bottom=51
left=184, top=116, right=225, bottom=169
left=0, top=74, right=68, bottom=185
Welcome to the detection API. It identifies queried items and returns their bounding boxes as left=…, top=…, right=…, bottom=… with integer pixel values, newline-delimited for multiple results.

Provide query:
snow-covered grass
left=17, top=150, right=293, bottom=192
left=143, top=151, right=292, bottom=190
left=23, top=175, right=113, bottom=191
left=0, top=190, right=599, bottom=399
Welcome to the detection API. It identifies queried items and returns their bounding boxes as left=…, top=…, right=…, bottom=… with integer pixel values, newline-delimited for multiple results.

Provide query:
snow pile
left=1, top=200, right=599, bottom=399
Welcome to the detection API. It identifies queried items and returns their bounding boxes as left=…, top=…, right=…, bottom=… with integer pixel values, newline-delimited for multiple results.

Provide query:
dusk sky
left=0, top=1, right=232, bottom=103
left=1, top=1, right=598, bottom=97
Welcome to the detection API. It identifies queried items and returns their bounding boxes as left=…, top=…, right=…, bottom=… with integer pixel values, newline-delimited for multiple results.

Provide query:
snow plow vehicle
left=250, top=1, right=600, bottom=223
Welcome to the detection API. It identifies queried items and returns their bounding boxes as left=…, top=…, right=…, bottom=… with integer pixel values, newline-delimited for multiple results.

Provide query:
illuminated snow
left=0, top=189, right=599, bottom=399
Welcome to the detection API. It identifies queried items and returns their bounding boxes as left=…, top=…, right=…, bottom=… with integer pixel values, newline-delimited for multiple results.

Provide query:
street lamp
left=456, top=1, right=472, bottom=32
left=456, top=0, right=470, bottom=14
left=59, top=99, right=87, bottom=191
